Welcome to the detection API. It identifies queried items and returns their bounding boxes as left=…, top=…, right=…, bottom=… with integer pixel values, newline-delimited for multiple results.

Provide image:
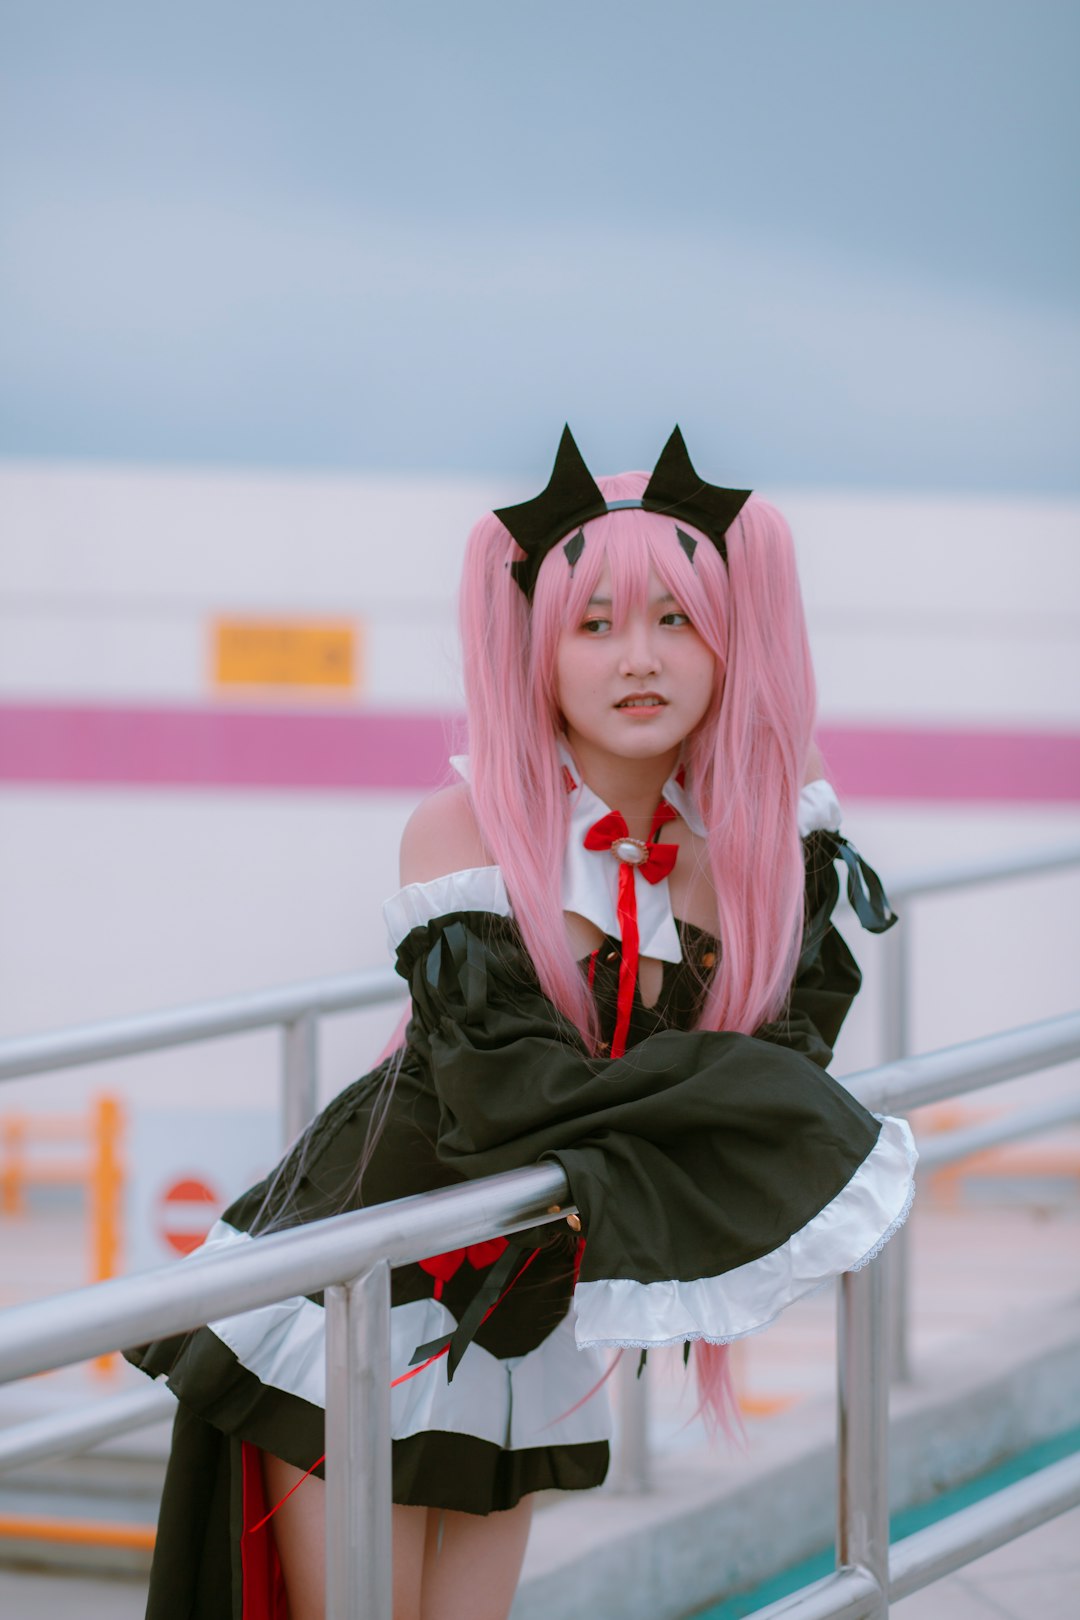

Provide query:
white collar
left=447, top=751, right=840, bottom=967
left=450, top=747, right=700, bottom=965
left=556, top=740, right=692, bottom=964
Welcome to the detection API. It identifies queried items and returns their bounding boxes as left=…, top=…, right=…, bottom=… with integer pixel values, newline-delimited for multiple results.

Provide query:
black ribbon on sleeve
left=797, top=835, right=896, bottom=977
left=835, top=838, right=897, bottom=935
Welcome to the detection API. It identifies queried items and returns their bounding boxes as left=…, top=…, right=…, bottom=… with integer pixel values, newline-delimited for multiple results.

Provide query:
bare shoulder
left=399, top=782, right=493, bottom=886
left=804, top=741, right=825, bottom=783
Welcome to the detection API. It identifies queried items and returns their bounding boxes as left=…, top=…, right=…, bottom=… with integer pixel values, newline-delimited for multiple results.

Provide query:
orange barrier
left=1, top=1113, right=91, bottom=1216
left=0, top=1513, right=154, bottom=1550
left=914, top=1102, right=1080, bottom=1206
left=0, top=1095, right=124, bottom=1377
left=726, top=1339, right=798, bottom=1419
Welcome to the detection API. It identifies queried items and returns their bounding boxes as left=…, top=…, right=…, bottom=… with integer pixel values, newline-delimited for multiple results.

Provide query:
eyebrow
left=584, top=593, right=679, bottom=608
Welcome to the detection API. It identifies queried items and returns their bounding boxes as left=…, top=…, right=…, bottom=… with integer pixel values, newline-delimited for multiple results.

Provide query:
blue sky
left=1, top=1, right=1077, bottom=490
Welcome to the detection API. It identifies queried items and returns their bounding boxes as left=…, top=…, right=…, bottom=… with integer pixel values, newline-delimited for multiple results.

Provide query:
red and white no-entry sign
left=125, top=1109, right=277, bottom=1275
left=158, top=1176, right=222, bottom=1256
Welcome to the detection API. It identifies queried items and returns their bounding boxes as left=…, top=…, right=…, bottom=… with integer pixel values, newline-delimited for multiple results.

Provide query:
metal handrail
left=751, top=1449, right=1080, bottom=1619
left=3, top=1083, right=1076, bottom=1479
left=883, top=840, right=1080, bottom=903
left=0, top=1383, right=177, bottom=1474
left=1, top=1012, right=1075, bottom=1389
left=1, top=1013, right=1078, bottom=1620
left=887, top=1449, right=1080, bottom=1601
left=1, top=843, right=1078, bottom=1613
left=1, top=842, right=1075, bottom=1089
left=0, top=1162, right=572, bottom=1385
left=876, top=839, right=1080, bottom=1382
left=0, top=962, right=406, bottom=1159
left=917, top=1093, right=1080, bottom=1171
left=0, top=966, right=404, bottom=1080
left=845, top=1011, right=1080, bottom=1115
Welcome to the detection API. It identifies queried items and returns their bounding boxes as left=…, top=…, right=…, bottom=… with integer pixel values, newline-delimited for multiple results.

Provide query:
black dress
left=127, top=828, right=914, bottom=1620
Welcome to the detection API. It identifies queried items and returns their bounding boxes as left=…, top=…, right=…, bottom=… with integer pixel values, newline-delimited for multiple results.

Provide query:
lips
left=615, top=693, right=667, bottom=709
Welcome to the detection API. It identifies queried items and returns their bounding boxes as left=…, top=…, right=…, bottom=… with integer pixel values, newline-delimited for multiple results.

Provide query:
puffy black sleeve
left=753, top=830, right=896, bottom=1068
left=392, top=901, right=915, bottom=1359
left=391, top=850, right=912, bottom=1358
left=396, top=907, right=877, bottom=1182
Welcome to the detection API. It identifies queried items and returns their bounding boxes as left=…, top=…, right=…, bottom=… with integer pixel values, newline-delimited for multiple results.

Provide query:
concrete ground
left=0, top=1505, right=1076, bottom=1619
left=0, top=1185, right=1077, bottom=1618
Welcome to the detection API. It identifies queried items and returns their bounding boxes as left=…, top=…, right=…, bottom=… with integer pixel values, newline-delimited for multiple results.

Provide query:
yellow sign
left=213, top=620, right=360, bottom=691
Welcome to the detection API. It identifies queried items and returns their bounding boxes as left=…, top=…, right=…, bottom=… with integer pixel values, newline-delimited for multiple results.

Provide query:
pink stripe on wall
left=1, top=702, right=1078, bottom=803
left=0, top=703, right=463, bottom=791
left=816, top=724, right=1080, bottom=805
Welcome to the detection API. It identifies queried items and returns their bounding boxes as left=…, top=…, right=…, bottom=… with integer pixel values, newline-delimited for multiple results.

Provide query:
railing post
left=880, top=922, right=913, bottom=1385
left=610, top=1348, right=650, bottom=1492
left=837, top=1258, right=889, bottom=1616
left=879, top=917, right=910, bottom=1069
left=325, top=1261, right=393, bottom=1620
left=282, top=1012, right=319, bottom=1151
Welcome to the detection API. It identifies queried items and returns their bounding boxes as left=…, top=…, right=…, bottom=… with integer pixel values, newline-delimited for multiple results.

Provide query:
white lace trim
left=848, top=1174, right=917, bottom=1272
left=571, top=1112, right=917, bottom=1351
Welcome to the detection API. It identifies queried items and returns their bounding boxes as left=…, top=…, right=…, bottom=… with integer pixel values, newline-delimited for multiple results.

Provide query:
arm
left=397, top=905, right=874, bottom=1176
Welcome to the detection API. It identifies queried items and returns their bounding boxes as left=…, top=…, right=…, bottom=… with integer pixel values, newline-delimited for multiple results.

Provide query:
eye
left=660, top=610, right=692, bottom=628
left=581, top=617, right=612, bottom=634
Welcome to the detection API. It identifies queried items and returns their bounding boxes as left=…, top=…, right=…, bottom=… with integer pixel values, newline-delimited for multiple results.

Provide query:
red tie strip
left=583, top=801, right=678, bottom=1059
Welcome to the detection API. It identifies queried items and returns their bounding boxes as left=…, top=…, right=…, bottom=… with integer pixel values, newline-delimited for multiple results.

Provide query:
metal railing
left=3, top=841, right=1076, bottom=1151
left=0, top=966, right=406, bottom=1152
left=875, top=841, right=1080, bottom=1380
left=1, top=1012, right=1078, bottom=1618
left=1, top=839, right=1078, bottom=1493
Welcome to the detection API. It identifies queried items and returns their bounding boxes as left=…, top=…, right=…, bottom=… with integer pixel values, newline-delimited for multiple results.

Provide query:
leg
left=262, top=1455, right=325, bottom=1620
left=261, top=1453, right=431, bottom=1620
left=420, top=1497, right=534, bottom=1620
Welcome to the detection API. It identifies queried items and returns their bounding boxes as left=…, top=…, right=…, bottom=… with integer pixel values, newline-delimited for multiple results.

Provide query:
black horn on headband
left=496, top=426, right=609, bottom=600
left=496, top=425, right=752, bottom=600
left=641, top=427, right=752, bottom=565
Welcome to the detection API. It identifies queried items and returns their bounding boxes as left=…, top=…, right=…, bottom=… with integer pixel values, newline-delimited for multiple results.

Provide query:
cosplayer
left=128, top=428, right=916, bottom=1620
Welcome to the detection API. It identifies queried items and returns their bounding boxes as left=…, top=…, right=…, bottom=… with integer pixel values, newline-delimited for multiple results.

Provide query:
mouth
left=615, top=693, right=668, bottom=710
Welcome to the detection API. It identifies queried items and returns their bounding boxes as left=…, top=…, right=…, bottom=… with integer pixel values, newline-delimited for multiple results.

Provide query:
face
left=554, top=557, right=717, bottom=767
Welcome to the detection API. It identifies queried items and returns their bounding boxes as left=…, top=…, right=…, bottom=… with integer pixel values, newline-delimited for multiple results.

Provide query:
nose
left=619, top=618, right=660, bottom=679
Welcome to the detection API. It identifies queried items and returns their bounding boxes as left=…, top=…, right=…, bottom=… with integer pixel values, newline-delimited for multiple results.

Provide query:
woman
left=129, top=427, right=915, bottom=1620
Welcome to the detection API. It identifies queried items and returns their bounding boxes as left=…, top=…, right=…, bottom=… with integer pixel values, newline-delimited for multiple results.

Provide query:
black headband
left=494, top=426, right=752, bottom=600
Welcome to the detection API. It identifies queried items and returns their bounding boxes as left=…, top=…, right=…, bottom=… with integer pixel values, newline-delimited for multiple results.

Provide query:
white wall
left=1, top=461, right=1077, bottom=1127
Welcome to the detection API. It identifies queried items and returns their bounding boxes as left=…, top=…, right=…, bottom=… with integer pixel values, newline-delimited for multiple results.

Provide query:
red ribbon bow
left=418, top=1237, right=509, bottom=1299
left=583, top=801, right=678, bottom=1060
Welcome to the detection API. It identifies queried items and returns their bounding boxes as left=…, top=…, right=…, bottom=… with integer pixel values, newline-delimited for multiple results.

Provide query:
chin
left=605, top=729, right=685, bottom=759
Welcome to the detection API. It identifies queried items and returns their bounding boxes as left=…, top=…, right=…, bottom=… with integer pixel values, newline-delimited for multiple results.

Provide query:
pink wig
left=459, top=472, right=817, bottom=1437
left=459, top=470, right=817, bottom=1048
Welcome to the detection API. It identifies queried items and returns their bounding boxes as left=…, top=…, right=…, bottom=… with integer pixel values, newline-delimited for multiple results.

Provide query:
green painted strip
left=692, top=1424, right=1080, bottom=1619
